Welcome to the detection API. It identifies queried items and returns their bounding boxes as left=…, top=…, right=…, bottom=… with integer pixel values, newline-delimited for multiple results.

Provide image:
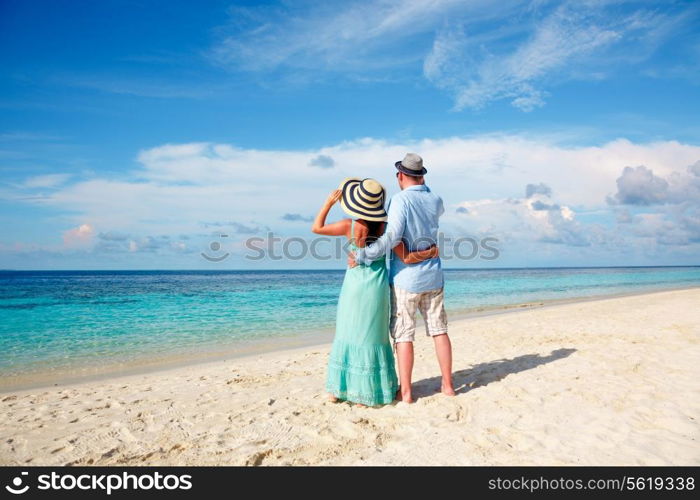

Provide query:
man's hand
left=427, top=245, right=440, bottom=259
left=347, top=251, right=358, bottom=268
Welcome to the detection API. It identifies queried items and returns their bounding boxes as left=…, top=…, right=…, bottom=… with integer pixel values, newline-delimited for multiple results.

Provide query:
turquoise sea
left=1, top=267, right=699, bottom=388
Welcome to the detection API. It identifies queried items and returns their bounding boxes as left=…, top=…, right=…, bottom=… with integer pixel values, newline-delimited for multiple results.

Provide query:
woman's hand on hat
left=325, top=189, right=342, bottom=206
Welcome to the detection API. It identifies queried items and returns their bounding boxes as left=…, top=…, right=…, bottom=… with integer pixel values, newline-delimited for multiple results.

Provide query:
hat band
left=348, top=185, right=384, bottom=212
left=344, top=184, right=386, bottom=218
left=396, top=161, right=426, bottom=176
left=401, top=162, right=422, bottom=171
left=354, top=187, right=383, bottom=207
left=359, top=182, right=383, bottom=200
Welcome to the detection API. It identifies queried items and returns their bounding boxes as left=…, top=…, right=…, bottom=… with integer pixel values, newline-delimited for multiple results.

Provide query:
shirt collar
left=405, top=184, right=428, bottom=192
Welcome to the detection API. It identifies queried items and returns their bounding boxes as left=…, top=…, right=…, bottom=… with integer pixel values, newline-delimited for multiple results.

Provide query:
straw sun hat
left=338, top=177, right=388, bottom=222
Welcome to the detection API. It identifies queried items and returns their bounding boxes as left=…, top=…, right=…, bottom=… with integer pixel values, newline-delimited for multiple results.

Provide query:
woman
left=311, top=178, right=438, bottom=406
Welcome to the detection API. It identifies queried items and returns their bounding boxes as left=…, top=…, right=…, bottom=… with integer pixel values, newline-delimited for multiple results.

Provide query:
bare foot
left=396, top=389, right=414, bottom=404
left=441, top=384, right=456, bottom=396
left=328, top=394, right=339, bottom=403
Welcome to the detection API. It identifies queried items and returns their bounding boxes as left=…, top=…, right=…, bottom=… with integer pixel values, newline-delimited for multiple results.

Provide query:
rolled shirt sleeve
left=354, top=196, right=407, bottom=266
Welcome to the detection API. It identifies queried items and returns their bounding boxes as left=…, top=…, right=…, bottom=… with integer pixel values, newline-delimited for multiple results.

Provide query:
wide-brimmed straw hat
left=395, top=152, right=428, bottom=176
left=338, top=177, right=387, bottom=222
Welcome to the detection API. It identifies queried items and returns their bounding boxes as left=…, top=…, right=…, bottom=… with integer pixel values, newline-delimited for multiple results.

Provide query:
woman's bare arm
left=392, top=241, right=439, bottom=264
left=311, top=189, right=350, bottom=236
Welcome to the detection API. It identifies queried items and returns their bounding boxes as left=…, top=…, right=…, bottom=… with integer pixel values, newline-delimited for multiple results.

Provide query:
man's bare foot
left=441, top=384, right=456, bottom=396
left=396, top=389, right=414, bottom=404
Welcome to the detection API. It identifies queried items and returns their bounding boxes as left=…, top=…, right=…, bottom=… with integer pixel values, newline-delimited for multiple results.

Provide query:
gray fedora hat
left=395, top=152, right=427, bottom=176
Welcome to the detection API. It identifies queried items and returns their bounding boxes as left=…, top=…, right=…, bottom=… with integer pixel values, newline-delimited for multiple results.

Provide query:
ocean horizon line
left=2, top=264, right=700, bottom=273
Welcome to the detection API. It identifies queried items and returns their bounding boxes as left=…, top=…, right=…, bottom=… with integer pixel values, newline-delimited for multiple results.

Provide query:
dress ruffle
left=325, top=341, right=398, bottom=406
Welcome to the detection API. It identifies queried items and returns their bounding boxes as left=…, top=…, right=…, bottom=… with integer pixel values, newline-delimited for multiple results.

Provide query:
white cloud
left=425, top=1, right=687, bottom=110
left=608, top=165, right=669, bottom=205
left=609, top=161, right=700, bottom=206
left=309, top=154, right=335, bottom=169
left=63, top=223, right=94, bottom=248
left=452, top=188, right=593, bottom=248
left=22, top=173, right=72, bottom=189
left=210, top=0, right=487, bottom=73
left=209, top=0, right=695, bottom=110
left=8, top=133, right=698, bottom=263
left=605, top=160, right=700, bottom=246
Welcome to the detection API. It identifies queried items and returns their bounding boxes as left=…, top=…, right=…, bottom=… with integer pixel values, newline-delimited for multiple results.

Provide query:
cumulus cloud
left=609, top=162, right=700, bottom=206
left=128, top=236, right=166, bottom=253
left=616, top=209, right=635, bottom=224
left=453, top=184, right=594, bottom=249
left=689, top=160, right=700, bottom=177
left=539, top=207, right=590, bottom=247
left=608, top=165, right=669, bottom=205
left=201, top=220, right=266, bottom=233
left=308, top=155, right=335, bottom=169
left=9, top=135, right=700, bottom=263
left=531, top=200, right=560, bottom=211
left=525, top=182, right=552, bottom=198
left=281, top=213, right=314, bottom=222
left=94, top=232, right=194, bottom=255
left=604, top=160, right=700, bottom=246
left=63, top=223, right=94, bottom=247
left=230, top=222, right=262, bottom=234
left=98, top=231, right=129, bottom=241
left=623, top=209, right=699, bottom=246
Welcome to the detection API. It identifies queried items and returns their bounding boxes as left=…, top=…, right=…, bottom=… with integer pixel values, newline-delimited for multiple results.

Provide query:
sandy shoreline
left=1, top=287, right=699, bottom=465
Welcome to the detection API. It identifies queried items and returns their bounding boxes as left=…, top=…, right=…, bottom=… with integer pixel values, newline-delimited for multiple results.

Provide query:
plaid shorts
left=390, top=286, right=448, bottom=343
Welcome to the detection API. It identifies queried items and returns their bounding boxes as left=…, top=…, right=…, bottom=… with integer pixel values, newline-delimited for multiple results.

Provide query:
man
left=349, top=153, right=454, bottom=403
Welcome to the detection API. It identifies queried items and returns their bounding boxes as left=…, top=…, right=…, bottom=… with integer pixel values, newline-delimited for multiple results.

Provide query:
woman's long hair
left=360, top=219, right=385, bottom=244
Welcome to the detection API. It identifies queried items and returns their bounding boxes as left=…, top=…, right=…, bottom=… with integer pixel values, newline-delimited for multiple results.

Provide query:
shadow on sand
left=412, top=348, right=577, bottom=399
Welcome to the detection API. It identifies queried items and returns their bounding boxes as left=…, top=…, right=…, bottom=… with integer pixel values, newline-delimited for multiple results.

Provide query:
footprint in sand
left=245, top=449, right=273, bottom=466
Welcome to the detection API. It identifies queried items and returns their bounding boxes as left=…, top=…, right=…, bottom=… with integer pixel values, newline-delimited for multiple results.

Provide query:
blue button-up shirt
left=355, top=184, right=444, bottom=293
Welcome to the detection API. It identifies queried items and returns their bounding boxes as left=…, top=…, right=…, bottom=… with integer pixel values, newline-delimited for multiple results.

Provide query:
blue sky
left=1, top=0, right=699, bottom=269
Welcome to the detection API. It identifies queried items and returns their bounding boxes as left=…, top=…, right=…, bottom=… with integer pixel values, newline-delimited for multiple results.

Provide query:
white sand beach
left=1, top=287, right=699, bottom=466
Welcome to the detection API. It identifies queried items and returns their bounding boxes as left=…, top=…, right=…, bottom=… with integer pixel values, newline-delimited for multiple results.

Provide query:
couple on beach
left=312, top=153, right=454, bottom=406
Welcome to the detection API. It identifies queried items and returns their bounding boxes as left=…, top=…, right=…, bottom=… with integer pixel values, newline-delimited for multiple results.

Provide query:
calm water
left=1, top=267, right=699, bottom=382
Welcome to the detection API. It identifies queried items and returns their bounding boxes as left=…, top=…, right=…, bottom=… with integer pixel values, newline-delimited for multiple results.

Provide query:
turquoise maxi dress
left=326, top=220, right=399, bottom=406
